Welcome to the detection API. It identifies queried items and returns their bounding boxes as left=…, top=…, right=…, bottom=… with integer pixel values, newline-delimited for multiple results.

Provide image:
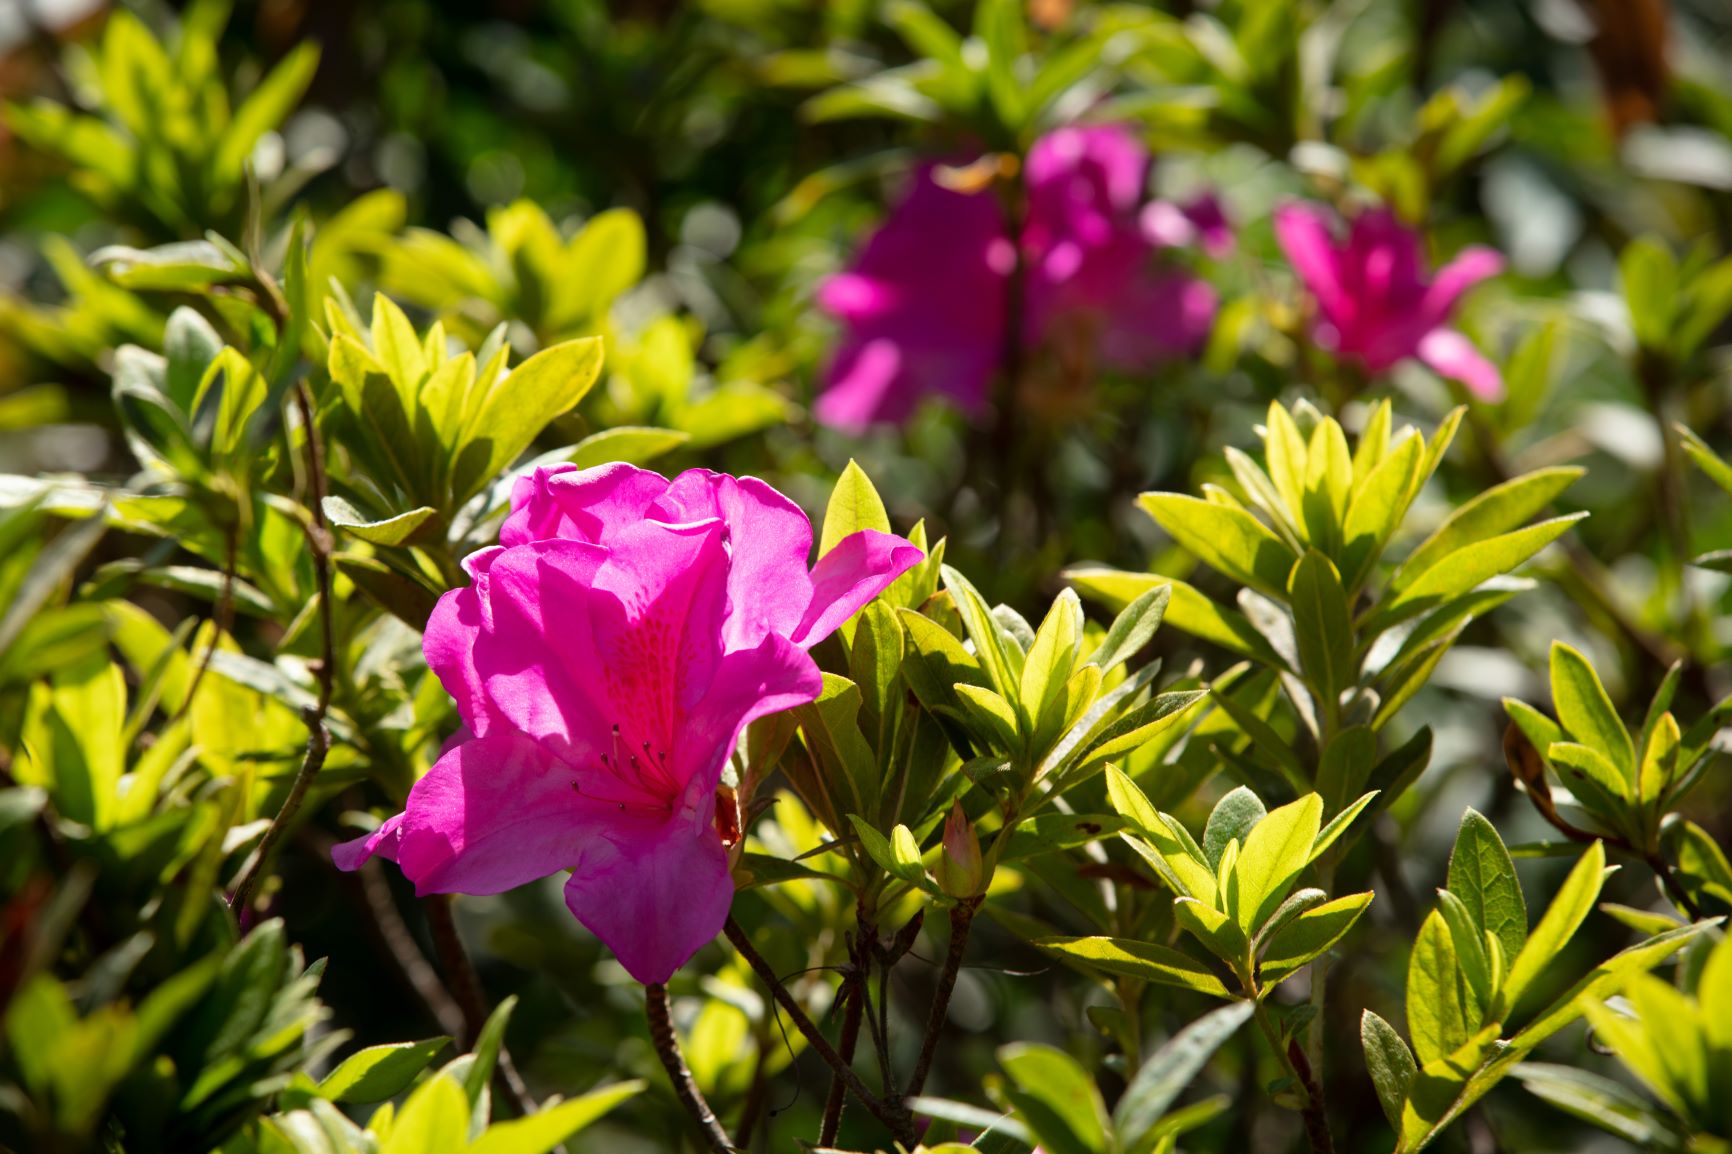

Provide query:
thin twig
left=356, top=857, right=467, bottom=1039
left=818, top=970, right=864, bottom=1145
left=903, top=896, right=980, bottom=1100
left=723, top=917, right=915, bottom=1145
left=425, top=894, right=537, bottom=1115
left=228, top=384, right=334, bottom=915
left=646, top=983, right=735, bottom=1154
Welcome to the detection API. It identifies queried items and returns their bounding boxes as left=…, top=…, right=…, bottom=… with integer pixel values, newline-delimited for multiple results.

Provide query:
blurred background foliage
left=4, top=0, right=1732, bottom=1151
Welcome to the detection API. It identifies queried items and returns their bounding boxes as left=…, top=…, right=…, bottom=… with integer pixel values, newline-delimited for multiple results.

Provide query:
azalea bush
left=4, top=1, right=1732, bottom=1153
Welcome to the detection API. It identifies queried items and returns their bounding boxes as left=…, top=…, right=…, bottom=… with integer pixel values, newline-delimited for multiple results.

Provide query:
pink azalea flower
left=1023, top=125, right=1220, bottom=372
left=814, top=167, right=1013, bottom=431
left=815, top=126, right=1221, bottom=431
left=334, top=463, right=923, bottom=985
left=1274, top=202, right=1506, bottom=400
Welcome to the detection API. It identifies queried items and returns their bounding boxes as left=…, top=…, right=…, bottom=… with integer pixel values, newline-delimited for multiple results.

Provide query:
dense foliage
left=3, top=1, right=1732, bottom=1152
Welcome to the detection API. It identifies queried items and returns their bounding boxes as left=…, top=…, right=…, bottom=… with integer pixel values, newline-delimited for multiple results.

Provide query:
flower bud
left=934, top=802, right=985, bottom=898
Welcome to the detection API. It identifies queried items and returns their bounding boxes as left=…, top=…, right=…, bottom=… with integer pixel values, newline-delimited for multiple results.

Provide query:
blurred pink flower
left=816, top=125, right=1222, bottom=431
left=1275, top=202, right=1506, bottom=399
left=814, top=168, right=1013, bottom=430
left=334, top=463, right=922, bottom=984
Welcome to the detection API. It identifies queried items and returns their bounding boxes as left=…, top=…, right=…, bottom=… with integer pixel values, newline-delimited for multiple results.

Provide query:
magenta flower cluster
left=335, top=463, right=921, bottom=984
left=815, top=124, right=1224, bottom=430
left=1275, top=203, right=1506, bottom=399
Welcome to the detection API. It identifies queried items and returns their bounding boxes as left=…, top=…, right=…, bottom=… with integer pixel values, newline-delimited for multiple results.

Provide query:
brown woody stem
left=646, top=983, right=734, bottom=1153
left=723, top=917, right=915, bottom=1145
left=904, top=896, right=980, bottom=1099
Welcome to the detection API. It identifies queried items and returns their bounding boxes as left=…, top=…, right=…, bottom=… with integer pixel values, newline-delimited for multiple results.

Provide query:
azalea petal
left=333, top=732, right=588, bottom=894
left=587, top=517, right=733, bottom=764
left=332, top=811, right=405, bottom=871
left=1418, top=328, right=1504, bottom=401
left=1421, top=246, right=1505, bottom=328
left=466, top=539, right=616, bottom=758
left=500, top=462, right=671, bottom=548
left=1274, top=203, right=1349, bottom=321
left=793, top=529, right=925, bottom=648
left=563, top=777, right=733, bottom=985
left=816, top=338, right=911, bottom=431
left=424, top=548, right=507, bottom=738
left=653, top=471, right=816, bottom=650
left=673, top=630, right=823, bottom=791
left=1099, top=270, right=1219, bottom=370
left=816, top=272, right=900, bottom=323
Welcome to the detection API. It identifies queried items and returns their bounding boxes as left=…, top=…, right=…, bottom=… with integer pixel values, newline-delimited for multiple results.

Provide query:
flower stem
left=1253, top=1001, right=1334, bottom=1154
left=645, top=983, right=734, bottom=1154
left=903, top=896, right=981, bottom=1099
left=723, top=917, right=916, bottom=1145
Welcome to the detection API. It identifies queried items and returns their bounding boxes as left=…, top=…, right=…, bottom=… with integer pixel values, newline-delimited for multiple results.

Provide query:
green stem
left=1253, top=1002, right=1335, bottom=1154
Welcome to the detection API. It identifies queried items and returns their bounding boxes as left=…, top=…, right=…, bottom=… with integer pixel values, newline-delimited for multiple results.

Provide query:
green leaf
left=47, top=653, right=125, bottom=830
left=1258, top=891, right=1373, bottom=985
left=796, top=675, right=881, bottom=816
left=848, top=814, right=932, bottom=891
left=1308, top=790, right=1377, bottom=865
left=1203, top=787, right=1266, bottom=870
left=1300, top=418, right=1353, bottom=552
left=1230, top=793, right=1323, bottom=931
left=90, top=240, right=248, bottom=290
left=1391, top=468, right=1583, bottom=596
left=322, top=497, right=438, bottom=547
left=1397, top=920, right=1711, bottom=1152
left=1512, top=1062, right=1689, bottom=1150
left=1549, top=641, right=1635, bottom=779
left=1033, top=936, right=1231, bottom=998
left=215, top=42, right=320, bottom=182
left=1174, top=896, right=1251, bottom=966
left=462, top=996, right=517, bottom=1108
left=1206, top=684, right=1308, bottom=792
left=998, top=814, right=1127, bottom=861
left=1070, top=690, right=1207, bottom=773
left=1406, top=909, right=1483, bottom=1067
left=1621, top=237, right=1680, bottom=351
left=381, top=1074, right=470, bottom=1154
left=819, top=459, right=892, bottom=558
left=977, top=0, right=1029, bottom=132
left=1137, top=493, right=1298, bottom=598
left=1500, top=840, right=1607, bottom=1016
left=1020, top=589, right=1084, bottom=733
left=318, top=1038, right=452, bottom=1104
left=1362, top=1010, right=1417, bottom=1129
left=466, top=1081, right=644, bottom=1154
left=943, top=565, right=1023, bottom=706
left=553, top=207, right=647, bottom=327
left=1340, top=431, right=1423, bottom=590
left=1446, top=810, right=1528, bottom=970
left=1087, top=583, right=1170, bottom=673
left=1113, top=1002, right=1254, bottom=1148
left=1067, top=569, right=1286, bottom=668
left=1264, top=402, right=1309, bottom=524
left=1679, top=425, right=1732, bottom=497
left=1435, top=890, right=1494, bottom=1008
left=565, top=426, right=689, bottom=469
left=1289, top=552, right=1353, bottom=711
left=458, top=337, right=604, bottom=499
left=1370, top=515, right=1585, bottom=630
left=996, top=1043, right=1110, bottom=1154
